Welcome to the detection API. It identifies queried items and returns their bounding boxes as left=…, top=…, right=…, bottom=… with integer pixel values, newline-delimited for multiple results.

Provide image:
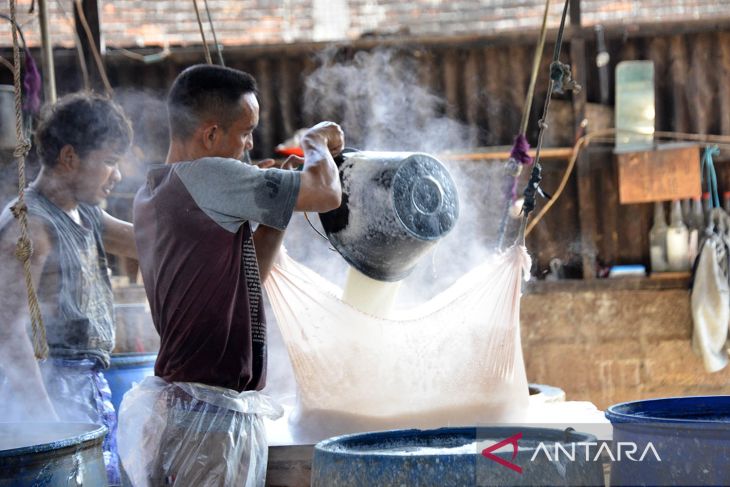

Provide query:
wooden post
left=37, top=0, right=56, bottom=103
left=74, top=0, right=103, bottom=91
left=570, top=0, right=597, bottom=279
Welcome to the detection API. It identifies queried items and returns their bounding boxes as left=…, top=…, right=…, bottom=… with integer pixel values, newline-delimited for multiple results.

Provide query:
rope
left=111, top=44, right=171, bottom=64
left=702, top=145, right=721, bottom=209
left=525, top=131, right=589, bottom=237
left=74, top=0, right=113, bottom=95
left=55, top=0, right=90, bottom=90
left=523, top=129, right=730, bottom=237
left=519, top=0, right=551, bottom=136
left=192, top=0, right=213, bottom=65
left=10, top=0, right=48, bottom=360
left=517, top=0, right=579, bottom=245
left=497, top=0, right=550, bottom=249
left=203, top=0, right=224, bottom=66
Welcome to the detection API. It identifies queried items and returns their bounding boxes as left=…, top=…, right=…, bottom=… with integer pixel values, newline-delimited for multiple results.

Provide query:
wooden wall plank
left=3, top=25, right=729, bottom=275
left=669, top=35, right=690, bottom=133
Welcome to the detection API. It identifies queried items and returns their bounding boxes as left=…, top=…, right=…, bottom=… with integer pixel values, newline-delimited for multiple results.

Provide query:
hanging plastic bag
left=691, top=208, right=730, bottom=372
left=117, top=376, right=283, bottom=487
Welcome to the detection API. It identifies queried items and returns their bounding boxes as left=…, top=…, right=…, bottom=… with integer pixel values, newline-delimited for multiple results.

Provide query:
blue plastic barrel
left=606, top=395, right=730, bottom=486
left=312, top=426, right=604, bottom=487
left=0, top=422, right=108, bottom=486
left=104, top=353, right=157, bottom=413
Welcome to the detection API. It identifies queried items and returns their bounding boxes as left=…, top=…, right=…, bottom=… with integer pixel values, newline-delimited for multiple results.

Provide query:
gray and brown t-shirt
left=133, top=157, right=300, bottom=392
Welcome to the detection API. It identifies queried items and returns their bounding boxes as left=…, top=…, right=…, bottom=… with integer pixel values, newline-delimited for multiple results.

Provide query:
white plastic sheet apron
left=117, top=376, right=282, bottom=487
left=264, top=244, right=531, bottom=441
left=692, top=208, right=730, bottom=372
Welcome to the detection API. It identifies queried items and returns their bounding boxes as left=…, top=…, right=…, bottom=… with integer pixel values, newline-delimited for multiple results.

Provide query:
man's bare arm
left=252, top=155, right=304, bottom=282
left=294, top=122, right=344, bottom=212
left=254, top=123, right=344, bottom=279
left=252, top=225, right=285, bottom=283
left=101, top=210, right=137, bottom=259
left=0, top=215, right=58, bottom=420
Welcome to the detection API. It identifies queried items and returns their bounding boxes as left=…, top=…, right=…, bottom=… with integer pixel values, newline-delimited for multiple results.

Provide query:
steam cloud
left=265, top=49, right=512, bottom=403
left=295, top=48, right=509, bottom=298
left=304, top=48, right=475, bottom=153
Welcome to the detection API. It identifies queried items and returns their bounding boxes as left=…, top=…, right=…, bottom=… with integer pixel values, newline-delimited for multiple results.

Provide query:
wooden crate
left=616, top=144, right=702, bottom=204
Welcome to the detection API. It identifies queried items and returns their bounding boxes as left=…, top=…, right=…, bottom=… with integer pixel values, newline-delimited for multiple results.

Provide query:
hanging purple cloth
left=509, top=133, right=533, bottom=166
left=22, top=47, right=42, bottom=115
left=504, top=133, right=533, bottom=201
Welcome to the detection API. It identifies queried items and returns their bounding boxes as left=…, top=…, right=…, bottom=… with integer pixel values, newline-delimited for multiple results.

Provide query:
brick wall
left=1, top=0, right=730, bottom=49
left=521, top=283, right=730, bottom=410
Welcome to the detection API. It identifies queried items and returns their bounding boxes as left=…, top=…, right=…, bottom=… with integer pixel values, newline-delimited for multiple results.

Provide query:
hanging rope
left=517, top=0, right=580, bottom=245
left=74, top=0, right=113, bottom=96
left=497, top=0, right=551, bottom=248
left=523, top=129, right=730, bottom=238
left=192, top=0, right=213, bottom=65
left=702, top=145, right=721, bottom=209
left=111, top=42, right=171, bottom=65
left=519, top=0, right=552, bottom=137
left=203, top=0, right=224, bottom=66
left=55, top=0, right=91, bottom=90
left=9, top=0, right=48, bottom=360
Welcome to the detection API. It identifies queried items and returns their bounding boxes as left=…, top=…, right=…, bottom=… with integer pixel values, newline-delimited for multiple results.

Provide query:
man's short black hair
left=35, top=92, right=133, bottom=167
left=167, top=64, right=258, bottom=139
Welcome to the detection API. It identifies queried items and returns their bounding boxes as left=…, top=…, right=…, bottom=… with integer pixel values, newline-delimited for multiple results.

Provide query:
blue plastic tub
left=312, top=426, right=604, bottom=487
left=606, top=395, right=730, bottom=486
left=104, top=353, right=156, bottom=413
left=0, top=422, right=108, bottom=486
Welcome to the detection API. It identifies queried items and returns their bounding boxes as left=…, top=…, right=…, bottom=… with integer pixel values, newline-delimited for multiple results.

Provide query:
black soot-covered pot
left=319, top=149, right=459, bottom=282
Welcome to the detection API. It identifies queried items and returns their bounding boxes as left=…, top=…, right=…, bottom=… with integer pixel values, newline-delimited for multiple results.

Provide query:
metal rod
left=37, top=0, right=56, bottom=103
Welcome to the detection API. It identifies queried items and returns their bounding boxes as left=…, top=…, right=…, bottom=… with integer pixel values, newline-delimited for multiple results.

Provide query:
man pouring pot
left=118, top=64, right=343, bottom=486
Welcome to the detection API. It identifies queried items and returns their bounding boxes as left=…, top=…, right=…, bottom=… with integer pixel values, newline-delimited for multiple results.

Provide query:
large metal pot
left=319, top=150, right=459, bottom=281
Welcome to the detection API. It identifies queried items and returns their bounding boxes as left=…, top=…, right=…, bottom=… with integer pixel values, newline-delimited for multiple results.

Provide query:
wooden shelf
left=525, top=275, right=690, bottom=295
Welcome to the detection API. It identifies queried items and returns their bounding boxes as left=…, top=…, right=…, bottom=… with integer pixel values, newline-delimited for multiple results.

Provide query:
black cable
left=521, top=0, right=576, bottom=222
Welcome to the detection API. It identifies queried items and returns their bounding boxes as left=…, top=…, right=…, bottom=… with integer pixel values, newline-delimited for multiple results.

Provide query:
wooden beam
left=440, top=147, right=573, bottom=162
left=570, top=0, right=597, bottom=280
left=94, top=16, right=730, bottom=62
left=74, top=0, right=103, bottom=91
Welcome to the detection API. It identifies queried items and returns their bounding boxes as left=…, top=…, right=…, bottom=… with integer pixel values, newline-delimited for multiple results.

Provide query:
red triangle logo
left=481, top=432, right=523, bottom=474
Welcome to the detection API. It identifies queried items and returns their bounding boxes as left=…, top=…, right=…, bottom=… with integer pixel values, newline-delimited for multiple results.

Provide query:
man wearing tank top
left=0, top=93, right=137, bottom=485
left=120, top=64, right=344, bottom=485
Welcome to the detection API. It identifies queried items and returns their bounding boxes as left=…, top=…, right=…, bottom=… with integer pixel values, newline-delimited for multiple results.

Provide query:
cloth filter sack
left=263, top=244, right=532, bottom=441
left=691, top=208, right=730, bottom=372
left=117, top=376, right=283, bottom=487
